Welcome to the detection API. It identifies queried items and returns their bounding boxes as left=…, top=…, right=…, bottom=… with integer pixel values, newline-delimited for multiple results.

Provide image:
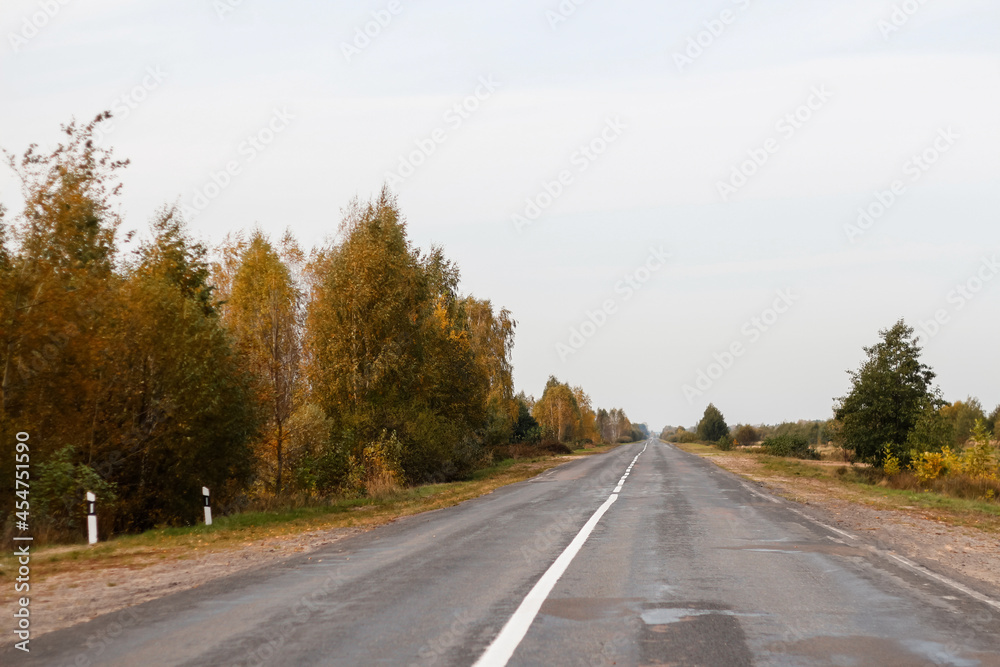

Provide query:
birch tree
left=227, top=230, right=303, bottom=494
left=533, top=376, right=581, bottom=443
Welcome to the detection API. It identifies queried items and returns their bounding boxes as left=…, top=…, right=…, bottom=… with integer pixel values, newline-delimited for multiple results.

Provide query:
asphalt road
left=18, top=439, right=1000, bottom=666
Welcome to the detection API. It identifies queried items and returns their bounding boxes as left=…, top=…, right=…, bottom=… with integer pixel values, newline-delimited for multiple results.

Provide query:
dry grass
left=879, top=470, right=1000, bottom=502
left=363, top=471, right=402, bottom=500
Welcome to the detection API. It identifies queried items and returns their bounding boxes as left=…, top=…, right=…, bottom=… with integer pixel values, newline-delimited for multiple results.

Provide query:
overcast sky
left=2, top=0, right=998, bottom=430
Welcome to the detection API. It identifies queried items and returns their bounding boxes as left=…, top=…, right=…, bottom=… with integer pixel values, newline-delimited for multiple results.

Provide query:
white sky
left=2, top=0, right=998, bottom=429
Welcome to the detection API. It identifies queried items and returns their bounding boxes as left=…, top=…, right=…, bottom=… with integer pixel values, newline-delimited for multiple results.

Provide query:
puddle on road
left=640, top=607, right=765, bottom=625
left=540, top=597, right=640, bottom=621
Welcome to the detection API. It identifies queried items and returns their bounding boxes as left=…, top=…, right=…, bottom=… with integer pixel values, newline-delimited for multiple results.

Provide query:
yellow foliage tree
left=533, top=377, right=580, bottom=443
left=226, top=230, right=303, bottom=494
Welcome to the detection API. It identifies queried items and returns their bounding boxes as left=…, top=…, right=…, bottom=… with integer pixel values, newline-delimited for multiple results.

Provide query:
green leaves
left=35, top=446, right=118, bottom=534
left=138, top=205, right=214, bottom=315
left=835, top=319, right=939, bottom=467
left=906, top=399, right=954, bottom=455
left=697, top=403, right=729, bottom=442
left=101, top=262, right=257, bottom=530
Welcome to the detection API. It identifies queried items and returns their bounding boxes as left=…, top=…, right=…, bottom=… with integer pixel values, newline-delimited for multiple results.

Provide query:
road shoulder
left=668, top=441, right=1000, bottom=600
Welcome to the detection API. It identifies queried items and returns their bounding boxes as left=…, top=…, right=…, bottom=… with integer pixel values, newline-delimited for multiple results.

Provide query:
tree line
left=527, top=375, right=645, bottom=447
left=661, top=320, right=998, bottom=470
left=0, top=117, right=636, bottom=538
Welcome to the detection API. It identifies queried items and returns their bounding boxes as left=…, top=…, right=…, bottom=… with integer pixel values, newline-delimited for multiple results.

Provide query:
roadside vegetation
left=0, top=442, right=621, bottom=583
left=662, top=320, right=999, bottom=516
left=0, top=117, right=642, bottom=546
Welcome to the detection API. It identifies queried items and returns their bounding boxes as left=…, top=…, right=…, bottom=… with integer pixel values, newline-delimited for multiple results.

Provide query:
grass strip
left=0, top=445, right=621, bottom=585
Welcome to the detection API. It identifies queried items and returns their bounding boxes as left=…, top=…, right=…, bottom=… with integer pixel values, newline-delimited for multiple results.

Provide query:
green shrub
left=762, top=434, right=820, bottom=459
left=35, top=446, right=118, bottom=538
left=733, top=425, right=760, bottom=447
left=294, top=441, right=350, bottom=495
left=716, top=436, right=734, bottom=451
left=882, top=443, right=901, bottom=475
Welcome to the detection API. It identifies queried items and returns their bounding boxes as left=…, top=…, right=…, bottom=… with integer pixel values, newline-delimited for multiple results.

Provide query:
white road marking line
left=473, top=443, right=647, bottom=667
left=784, top=507, right=858, bottom=541
left=887, top=554, right=1000, bottom=612
left=679, top=437, right=1000, bottom=612
left=473, top=495, right=619, bottom=666
left=740, top=481, right=780, bottom=504
left=782, top=496, right=1000, bottom=612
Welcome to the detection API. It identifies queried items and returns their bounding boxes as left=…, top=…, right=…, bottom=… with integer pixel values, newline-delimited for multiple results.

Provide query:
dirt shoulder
left=675, top=442, right=1000, bottom=597
left=23, top=526, right=362, bottom=640
left=4, top=449, right=617, bottom=638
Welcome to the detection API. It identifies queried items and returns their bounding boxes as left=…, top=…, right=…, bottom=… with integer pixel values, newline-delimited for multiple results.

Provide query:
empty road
left=20, top=440, right=1000, bottom=666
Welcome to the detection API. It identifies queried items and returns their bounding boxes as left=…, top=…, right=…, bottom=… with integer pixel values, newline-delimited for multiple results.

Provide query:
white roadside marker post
left=86, top=492, right=98, bottom=545
left=203, top=487, right=212, bottom=526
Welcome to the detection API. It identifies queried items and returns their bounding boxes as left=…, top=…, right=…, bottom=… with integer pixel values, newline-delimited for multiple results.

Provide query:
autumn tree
left=138, top=206, right=215, bottom=314
left=0, top=114, right=125, bottom=457
left=2, top=124, right=536, bottom=535
left=595, top=408, right=610, bottom=444
left=226, top=230, right=303, bottom=495
left=307, top=192, right=424, bottom=437
left=619, top=410, right=633, bottom=442
left=608, top=408, right=622, bottom=442
left=532, top=377, right=581, bottom=443
left=407, top=249, right=491, bottom=478
left=463, top=297, right=517, bottom=445
left=572, top=386, right=599, bottom=443
left=208, top=231, right=247, bottom=309
left=607, top=409, right=620, bottom=442
left=99, top=213, right=257, bottom=528
left=306, top=188, right=499, bottom=483
left=606, top=408, right=632, bottom=443
left=0, top=114, right=258, bottom=532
